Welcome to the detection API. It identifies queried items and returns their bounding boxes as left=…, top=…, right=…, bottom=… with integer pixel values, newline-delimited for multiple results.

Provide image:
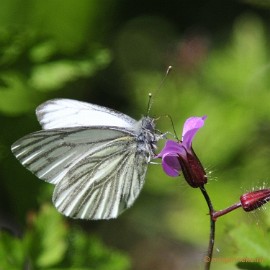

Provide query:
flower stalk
left=212, top=202, right=242, bottom=220
left=199, top=186, right=215, bottom=270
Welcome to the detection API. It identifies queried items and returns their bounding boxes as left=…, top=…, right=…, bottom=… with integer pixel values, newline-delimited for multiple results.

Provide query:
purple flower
left=157, top=116, right=207, bottom=188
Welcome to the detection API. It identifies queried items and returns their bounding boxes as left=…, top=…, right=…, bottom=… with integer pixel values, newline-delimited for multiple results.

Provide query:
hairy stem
left=200, top=186, right=215, bottom=270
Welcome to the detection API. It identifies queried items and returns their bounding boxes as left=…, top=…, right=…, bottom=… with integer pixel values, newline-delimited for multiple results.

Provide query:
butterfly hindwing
left=53, top=138, right=148, bottom=219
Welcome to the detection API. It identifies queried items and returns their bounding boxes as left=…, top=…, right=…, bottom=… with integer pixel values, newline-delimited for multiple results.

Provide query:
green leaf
left=29, top=48, right=111, bottom=92
left=0, top=204, right=130, bottom=269
left=228, top=222, right=270, bottom=267
left=25, top=204, right=68, bottom=268
left=0, top=230, right=25, bottom=269
left=65, top=229, right=131, bottom=270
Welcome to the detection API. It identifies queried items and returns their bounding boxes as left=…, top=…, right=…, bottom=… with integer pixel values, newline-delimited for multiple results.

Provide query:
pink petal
left=182, top=116, right=207, bottom=149
left=162, top=153, right=182, bottom=177
left=157, top=140, right=182, bottom=158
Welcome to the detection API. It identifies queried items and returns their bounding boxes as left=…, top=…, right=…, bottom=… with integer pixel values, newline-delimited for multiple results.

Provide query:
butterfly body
left=12, top=99, right=162, bottom=219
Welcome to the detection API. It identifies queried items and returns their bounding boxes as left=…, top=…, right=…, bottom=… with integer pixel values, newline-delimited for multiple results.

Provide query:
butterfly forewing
left=36, top=99, right=136, bottom=129
left=12, top=127, right=131, bottom=183
left=11, top=99, right=161, bottom=219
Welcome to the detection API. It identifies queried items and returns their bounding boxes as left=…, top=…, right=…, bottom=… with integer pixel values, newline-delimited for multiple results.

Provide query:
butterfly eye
left=141, top=117, right=155, bottom=131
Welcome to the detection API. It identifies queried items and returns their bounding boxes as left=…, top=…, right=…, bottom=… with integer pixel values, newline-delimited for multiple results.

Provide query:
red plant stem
left=200, top=186, right=215, bottom=270
left=212, top=202, right=242, bottom=221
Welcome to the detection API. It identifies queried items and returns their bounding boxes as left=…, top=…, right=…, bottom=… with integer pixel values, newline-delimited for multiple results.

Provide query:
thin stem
left=212, top=202, right=242, bottom=220
left=200, top=186, right=215, bottom=270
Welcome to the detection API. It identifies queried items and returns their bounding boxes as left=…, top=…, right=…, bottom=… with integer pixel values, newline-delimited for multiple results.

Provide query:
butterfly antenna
left=147, top=65, right=172, bottom=115
left=167, top=114, right=180, bottom=141
left=146, top=93, right=153, bottom=116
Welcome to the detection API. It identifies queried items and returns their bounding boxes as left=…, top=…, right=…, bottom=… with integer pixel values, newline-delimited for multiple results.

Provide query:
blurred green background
left=1, top=0, right=270, bottom=269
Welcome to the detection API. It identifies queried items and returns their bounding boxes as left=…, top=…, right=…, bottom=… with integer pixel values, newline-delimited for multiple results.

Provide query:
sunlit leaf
left=29, top=49, right=111, bottom=92
left=24, top=204, right=68, bottom=268
left=228, top=222, right=270, bottom=267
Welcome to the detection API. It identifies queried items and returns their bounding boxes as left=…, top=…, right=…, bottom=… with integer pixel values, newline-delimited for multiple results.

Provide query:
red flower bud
left=240, top=189, right=270, bottom=212
left=177, top=146, right=207, bottom=188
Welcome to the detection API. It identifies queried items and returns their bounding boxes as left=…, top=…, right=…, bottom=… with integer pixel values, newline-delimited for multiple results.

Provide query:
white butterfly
left=11, top=99, right=163, bottom=220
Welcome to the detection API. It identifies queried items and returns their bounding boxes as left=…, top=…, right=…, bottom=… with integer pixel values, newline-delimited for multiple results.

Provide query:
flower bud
left=240, top=189, right=270, bottom=212
left=178, top=147, right=207, bottom=188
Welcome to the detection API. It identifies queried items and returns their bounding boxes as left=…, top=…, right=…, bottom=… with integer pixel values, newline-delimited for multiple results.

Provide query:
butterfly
left=11, top=99, right=163, bottom=220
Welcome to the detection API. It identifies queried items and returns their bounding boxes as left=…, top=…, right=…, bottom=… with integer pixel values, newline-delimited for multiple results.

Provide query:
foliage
left=0, top=204, right=130, bottom=270
left=229, top=221, right=270, bottom=267
left=0, top=29, right=111, bottom=115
